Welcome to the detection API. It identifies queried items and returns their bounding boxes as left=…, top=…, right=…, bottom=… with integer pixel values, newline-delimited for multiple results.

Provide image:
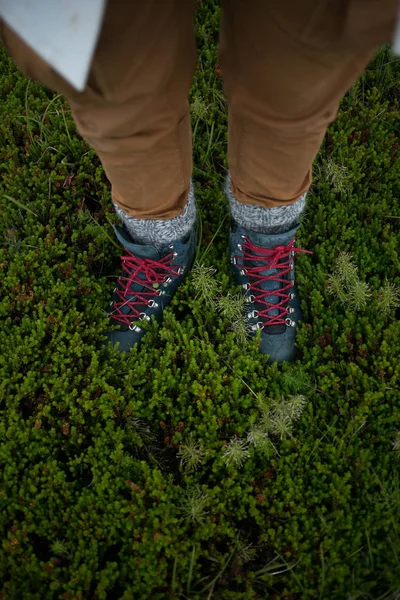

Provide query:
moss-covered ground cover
left=1, top=1, right=399, bottom=598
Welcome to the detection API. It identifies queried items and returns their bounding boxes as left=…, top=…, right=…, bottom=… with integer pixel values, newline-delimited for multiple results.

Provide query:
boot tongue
left=245, top=225, right=300, bottom=334
left=113, top=224, right=163, bottom=259
left=245, top=222, right=301, bottom=249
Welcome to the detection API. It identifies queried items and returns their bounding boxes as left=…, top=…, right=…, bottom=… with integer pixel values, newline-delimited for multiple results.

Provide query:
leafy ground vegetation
left=1, top=1, right=400, bottom=598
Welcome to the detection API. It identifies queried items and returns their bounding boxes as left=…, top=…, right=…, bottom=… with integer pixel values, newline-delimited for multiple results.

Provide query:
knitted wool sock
left=224, top=173, right=307, bottom=235
left=113, top=180, right=197, bottom=252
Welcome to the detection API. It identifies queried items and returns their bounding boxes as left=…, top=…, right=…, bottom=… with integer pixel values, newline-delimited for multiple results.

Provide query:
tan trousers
left=0, top=0, right=398, bottom=219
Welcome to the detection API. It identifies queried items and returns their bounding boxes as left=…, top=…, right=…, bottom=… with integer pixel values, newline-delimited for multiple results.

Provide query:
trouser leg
left=219, top=0, right=398, bottom=232
left=1, top=0, right=198, bottom=248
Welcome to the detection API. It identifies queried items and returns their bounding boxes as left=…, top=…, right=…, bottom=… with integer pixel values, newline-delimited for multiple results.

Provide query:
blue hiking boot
left=102, top=223, right=197, bottom=352
left=229, top=220, right=313, bottom=365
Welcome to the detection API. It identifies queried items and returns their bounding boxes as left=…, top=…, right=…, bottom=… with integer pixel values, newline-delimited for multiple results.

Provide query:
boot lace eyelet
left=285, top=318, right=296, bottom=327
left=247, top=310, right=259, bottom=319
left=242, top=283, right=250, bottom=290
left=129, top=324, right=142, bottom=332
left=240, top=269, right=247, bottom=275
left=237, top=244, right=242, bottom=251
left=148, top=300, right=158, bottom=308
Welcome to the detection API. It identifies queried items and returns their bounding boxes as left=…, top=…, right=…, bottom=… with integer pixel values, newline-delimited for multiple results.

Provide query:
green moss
left=0, top=3, right=399, bottom=598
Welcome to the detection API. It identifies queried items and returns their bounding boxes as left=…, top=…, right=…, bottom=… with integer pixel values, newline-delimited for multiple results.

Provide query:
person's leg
left=0, top=0, right=198, bottom=248
left=220, top=0, right=398, bottom=229
left=219, top=0, right=398, bottom=362
left=0, top=0, right=199, bottom=352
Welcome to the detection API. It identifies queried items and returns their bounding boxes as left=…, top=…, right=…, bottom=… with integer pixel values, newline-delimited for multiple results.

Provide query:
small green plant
left=335, top=251, right=360, bottom=288
left=231, top=315, right=251, bottom=346
left=377, top=279, right=400, bottom=317
left=222, top=436, right=251, bottom=467
left=246, top=423, right=269, bottom=448
left=190, top=95, right=210, bottom=121
left=178, top=432, right=205, bottom=471
left=326, top=251, right=372, bottom=311
left=217, top=291, right=247, bottom=321
left=217, top=291, right=251, bottom=346
left=326, top=251, right=399, bottom=317
left=257, top=394, right=307, bottom=440
left=281, top=369, right=312, bottom=394
left=347, top=278, right=372, bottom=311
left=178, top=486, right=210, bottom=524
left=50, top=539, right=72, bottom=559
left=324, top=158, right=350, bottom=194
left=191, top=262, right=219, bottom=305
left=326, top=271, right=347, bottom=303
left=191, top=94, right=211, bottom=143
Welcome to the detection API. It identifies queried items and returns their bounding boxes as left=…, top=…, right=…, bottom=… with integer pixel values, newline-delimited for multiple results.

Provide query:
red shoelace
left=234, top=236, right=313, bottom=327
left=109, top=249, right=183, bottom=327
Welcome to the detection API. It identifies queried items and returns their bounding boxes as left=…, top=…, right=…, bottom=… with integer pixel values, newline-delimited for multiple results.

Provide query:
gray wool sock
left=224, top=172, right=307, bottom=235
left=113, top=180, right=197, bottom=252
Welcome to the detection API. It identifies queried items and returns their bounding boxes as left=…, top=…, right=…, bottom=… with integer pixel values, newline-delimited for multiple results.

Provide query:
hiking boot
left=229, top=220, right=313, bottom=364
left=103, top=222, right=197, bottom=352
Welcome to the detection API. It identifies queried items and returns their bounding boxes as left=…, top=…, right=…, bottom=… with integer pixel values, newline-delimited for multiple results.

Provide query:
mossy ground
left=0, top=1, right=399, bottom=598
